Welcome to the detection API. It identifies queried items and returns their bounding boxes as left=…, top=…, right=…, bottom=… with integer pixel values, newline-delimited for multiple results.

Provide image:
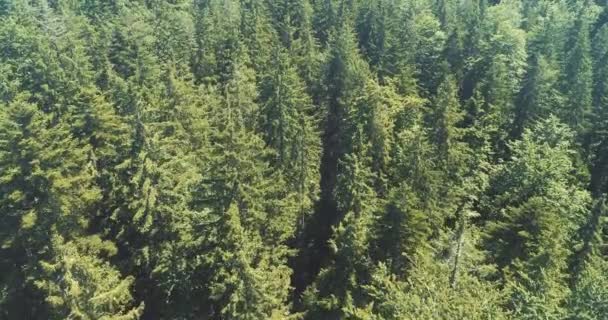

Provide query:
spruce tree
left=2, top=0, right=608, bottom=318
left=258, top=47, right=321, bottom=222
left=464, top=0, right=526, bottom=156
left=360, top=253, right=507, bottom=319
left=513, top=54, right=563, bottom=138
left=207, top=204, right=293, bottom=319
left=483, top=116, right=591, bottom=318
left=562, top=15, right=593, bottom=135
left=304, top=150, right=378, bottom=319
left=412, top=9, right=446, bottom=96
left=0, top=97, right=139, bottom=318
left=588, top=25, right=608, bottom=194
left=429, top=73, right=466, bottom=171
left=36, top=236, right=143, bottom=320
left=201, top=48, right=297, bottom=318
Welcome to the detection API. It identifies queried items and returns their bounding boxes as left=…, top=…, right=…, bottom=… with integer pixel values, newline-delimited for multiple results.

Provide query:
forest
left=0, top=0, right=608, bottom=319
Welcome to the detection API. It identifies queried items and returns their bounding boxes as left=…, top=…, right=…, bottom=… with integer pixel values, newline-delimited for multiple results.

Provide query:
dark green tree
left=304, top=150, right=379, bottom=319
left=483, top=117, right=591, bottom=318
left=562, top=15, right=593, bottom=135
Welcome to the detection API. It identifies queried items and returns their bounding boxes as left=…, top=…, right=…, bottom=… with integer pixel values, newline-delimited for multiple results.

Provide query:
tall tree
left=294, top=21, right=370, bottom=295
left=303, top=150, right=379, bottom=319
left=412, top=9, right=446, bottom=96
left=258, top=47, right=321, bottom=223
left=588, top=25, right=608, bottom=194
left=0, top=97, right=139, bottom=319
left=466, top=0, right=527, bottom=157
left=562, top=14, right=593, bottom=135
left=483, top=117, right=591, bottom=318
left=512, top=54, right=563, bottom=138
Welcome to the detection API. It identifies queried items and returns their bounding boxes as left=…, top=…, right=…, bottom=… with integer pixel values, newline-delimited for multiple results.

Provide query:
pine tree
left=311, top=0, right=339, bottom=45
left=483, top=116, right=591, bottom=318
left=465, top=0, right=526, bottom=156
left=200, top=50, right=297, bottom=318
left=360, top=255, right=507, bottom=320
left=304, top=150, right=378, bottom=319
left=150, top=0, right=194, bottom=73
left=2, top=0, right=608, bottom=318
left=389, top=123, right=440, bottom=208
left=355, top=0, right=402, bottom=79
left=259, top=47, right=321, bottom=224
left=512, top=54, right=563, bottom=138
left=266, top=0, right=322, bottom=90
left=562, top=15, right=593, bottom=135
left=372, top=184, right=431, bottom=276
left=297, top=22, right=371, bottom=292
left=569, top=197, right=607, bottom=284
left=457, top=0, right=485, bottom=100
left=191, top=0, right=241, bottom=85
left=588, top=25, right=608, bottom=194
left=429, top=73, right=466, bottom=171
left=207, top=204, right=293, bottom=319
left=567, top=255, right=608, bottom=319
left=116, top=69, right=210, bottom=318
left=36, top=236, right=143, bottom=320
left=346, top=78, right=408, bottom=193
left=412, top=9, right=446, bottom=96
left=238, top=0, right=278, bottom=76
left=566, top=188, right=607, bottom=320
left=0, top=96, right=127, bottom=318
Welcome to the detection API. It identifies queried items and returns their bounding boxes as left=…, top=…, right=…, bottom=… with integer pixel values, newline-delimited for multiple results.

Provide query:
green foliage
left=207, top=204, right=293, bottom=320
left=361, top=254, right=507, bottom=320
left=429, top=74, right=467, bottom=171
left=1, top=0, right=608, bottom=318
left=484, top=117, right=592, bottom=318
left=562, top=15, right=593, bottom=133
left=513, top=54, right=563, bottom=138
left=372, top=184, right=432, bottom=276
left=412, top=9, right=447, bottom=96
left=37, top=236, right=143, bottom=320
left=0, top=97, right=101, bottom=317
left=567, top=255, right=608, bottom=319
left=259, top=48, right=321, bottom=219
left=304, top=151, right=378, bottom=319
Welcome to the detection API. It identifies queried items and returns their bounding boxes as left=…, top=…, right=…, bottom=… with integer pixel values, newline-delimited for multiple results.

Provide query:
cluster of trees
left=1, top=0, right=607, bottom=319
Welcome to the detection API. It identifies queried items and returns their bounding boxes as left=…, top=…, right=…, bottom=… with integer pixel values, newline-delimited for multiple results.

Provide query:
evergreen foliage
left=1, top=0, right=608, bottom=318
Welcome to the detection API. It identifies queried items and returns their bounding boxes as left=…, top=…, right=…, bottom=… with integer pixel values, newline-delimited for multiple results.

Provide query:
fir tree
left=1, top=0, right=607, bottom=318
left=562, top=15, right=593, bottom=135
left=259, top=47, right=321, bottom=223
left=483, top=117, right=591, bottom=318
left=304, top=150, right=378, bottom=319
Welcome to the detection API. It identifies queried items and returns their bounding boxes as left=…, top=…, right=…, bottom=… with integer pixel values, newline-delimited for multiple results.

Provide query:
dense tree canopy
left=1, top=0, right=608, bottom=319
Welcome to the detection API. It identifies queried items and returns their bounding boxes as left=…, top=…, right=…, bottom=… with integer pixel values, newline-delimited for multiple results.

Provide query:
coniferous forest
left=1, top=0, right=608, bottom=319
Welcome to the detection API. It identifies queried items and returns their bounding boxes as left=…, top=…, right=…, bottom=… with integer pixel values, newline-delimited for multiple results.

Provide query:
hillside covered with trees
left=1, top=0, right=608, bottom=319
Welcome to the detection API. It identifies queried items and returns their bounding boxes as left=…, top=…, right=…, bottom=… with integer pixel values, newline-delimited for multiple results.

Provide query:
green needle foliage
left=1, top=0, right=608, bottom=319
